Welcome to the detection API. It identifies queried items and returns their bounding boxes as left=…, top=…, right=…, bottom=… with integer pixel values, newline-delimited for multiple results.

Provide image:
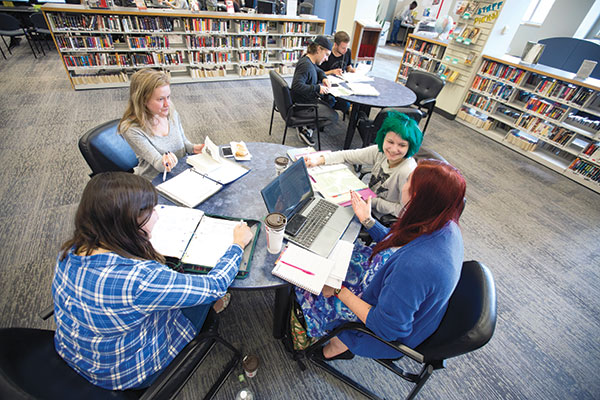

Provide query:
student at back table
left=318, top=31, right=356, bottom=114
left=291, top=35, right=339, bottom=146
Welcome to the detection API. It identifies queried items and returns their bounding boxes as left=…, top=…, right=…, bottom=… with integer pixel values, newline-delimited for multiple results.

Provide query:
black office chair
left=405, top=70, right=445, bottom=134
left=0, top=308, right=241, bottom=400
left=79, top=119, right=139, bottom=177
left=0, top=13, right=38, bottom=59
left=29, top=13, right=53, bottom=55
left=268, top=70, right=337, bottom=150
left=297, top=1, right=313, bottom=14
left=306, top=260, right=497, bottom=400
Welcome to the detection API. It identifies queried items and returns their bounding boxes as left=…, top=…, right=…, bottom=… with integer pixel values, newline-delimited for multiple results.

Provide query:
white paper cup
left=265, top=212, right=286, bottom=254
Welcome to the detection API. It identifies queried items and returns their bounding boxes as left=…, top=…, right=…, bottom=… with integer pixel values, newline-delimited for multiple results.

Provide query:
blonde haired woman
left=119, top=69, right=204, bottom=180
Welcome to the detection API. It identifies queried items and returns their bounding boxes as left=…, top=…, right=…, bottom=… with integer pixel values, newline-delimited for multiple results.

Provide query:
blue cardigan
left=337, top=221, right=463, bottom=358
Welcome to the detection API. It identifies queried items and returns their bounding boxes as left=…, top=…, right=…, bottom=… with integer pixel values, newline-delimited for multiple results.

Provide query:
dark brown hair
left=60, top=172, right=165, bottom=263
left=333, top=31, right=350, bottom=45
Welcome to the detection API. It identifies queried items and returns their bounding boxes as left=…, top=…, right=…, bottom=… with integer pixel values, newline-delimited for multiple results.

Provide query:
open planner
left=308, top=164, right=376, bottom=207
left=272, top=241, right=354, bottom=294
left=156, top=136, right=250, bottom=208
left=150, top=205, right=260, bottom=279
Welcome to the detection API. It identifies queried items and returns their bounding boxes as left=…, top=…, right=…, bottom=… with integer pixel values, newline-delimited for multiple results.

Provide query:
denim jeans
left=390, top=19, right=401, bottom=44
left=135, top=303, right=213, bottom=389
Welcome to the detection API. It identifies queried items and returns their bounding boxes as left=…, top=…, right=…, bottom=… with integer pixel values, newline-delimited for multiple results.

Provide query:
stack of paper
left=308, top=164, right=376, bottom=206
left=156, top=169, right=223, bottom=208
left=346, top=82, right=380, bottom=96
left=272, top=243, right=334, bottom=295
left=324, top=240, right=354, bottom=289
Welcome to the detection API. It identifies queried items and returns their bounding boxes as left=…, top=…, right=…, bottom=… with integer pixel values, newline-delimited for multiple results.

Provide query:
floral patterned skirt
left=294, top=240, right=395, bottom=338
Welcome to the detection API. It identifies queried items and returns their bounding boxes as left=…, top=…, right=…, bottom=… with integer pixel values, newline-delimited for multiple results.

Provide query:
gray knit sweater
left=122, top=110, right=195, bottom=180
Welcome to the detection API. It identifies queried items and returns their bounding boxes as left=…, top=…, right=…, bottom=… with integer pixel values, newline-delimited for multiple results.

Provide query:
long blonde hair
left=118, top=69, right=173, bottom=135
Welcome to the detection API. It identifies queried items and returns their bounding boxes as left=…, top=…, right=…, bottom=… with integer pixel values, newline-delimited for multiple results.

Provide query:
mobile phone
left=221, top=145, right=234, bottom=158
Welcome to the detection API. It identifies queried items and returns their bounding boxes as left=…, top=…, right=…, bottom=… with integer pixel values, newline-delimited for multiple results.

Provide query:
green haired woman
left=304, top=111, right=423, bottom=218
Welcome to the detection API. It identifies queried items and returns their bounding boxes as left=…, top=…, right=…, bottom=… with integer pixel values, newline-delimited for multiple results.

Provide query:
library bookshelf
left=395, top=33, right=448, bottom=83
left=41, top=4, right=324, bottom=90
left=457, top=54, right=600, bottom=193
left=350, top=20, right=382, bottom=64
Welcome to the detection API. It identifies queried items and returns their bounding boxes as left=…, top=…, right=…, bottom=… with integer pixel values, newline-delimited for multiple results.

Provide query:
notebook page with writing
left=156, top=169, right=222, bottom=208
left=150, top=205, right=204, bottom=259
left=186, top=136, right=249, bottom=184
left=272, top=244, right=334, bottom=295
left=182, top=216, right=241, bottom=267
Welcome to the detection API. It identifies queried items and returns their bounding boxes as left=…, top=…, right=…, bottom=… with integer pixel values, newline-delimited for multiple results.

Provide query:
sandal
left=213, top=292, right=232, bottom=314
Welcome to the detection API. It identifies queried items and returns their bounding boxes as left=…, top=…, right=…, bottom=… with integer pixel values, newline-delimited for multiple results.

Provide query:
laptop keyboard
left=293, top=199, right=338, bottom=248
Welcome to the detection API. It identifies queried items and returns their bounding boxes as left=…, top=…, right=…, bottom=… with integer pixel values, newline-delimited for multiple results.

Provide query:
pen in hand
left=162, top=152, right=169, bottom=182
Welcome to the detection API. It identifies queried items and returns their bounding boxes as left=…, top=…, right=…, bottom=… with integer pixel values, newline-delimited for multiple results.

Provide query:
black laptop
left=261, top=159, right=355, bottom=257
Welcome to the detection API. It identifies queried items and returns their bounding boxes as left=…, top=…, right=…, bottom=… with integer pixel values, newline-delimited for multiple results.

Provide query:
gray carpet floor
left=0, top=41, right=599, bottom=400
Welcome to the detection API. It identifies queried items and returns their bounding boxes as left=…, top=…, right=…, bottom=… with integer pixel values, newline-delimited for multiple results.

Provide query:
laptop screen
left=261, top=159, right=313, bottom=218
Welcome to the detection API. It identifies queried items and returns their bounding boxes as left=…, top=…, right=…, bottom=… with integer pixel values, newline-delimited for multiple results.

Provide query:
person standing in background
left=389, top=1, right=418, bottom=46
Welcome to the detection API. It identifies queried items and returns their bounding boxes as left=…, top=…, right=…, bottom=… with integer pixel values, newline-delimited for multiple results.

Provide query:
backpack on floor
left=281, top=289, right=316, bottom=370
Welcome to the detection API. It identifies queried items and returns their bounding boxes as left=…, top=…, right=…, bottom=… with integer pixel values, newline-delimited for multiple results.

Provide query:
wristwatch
left=361, top=217, right=376, bottom=229
left=334, top=287, right=343, bottom=297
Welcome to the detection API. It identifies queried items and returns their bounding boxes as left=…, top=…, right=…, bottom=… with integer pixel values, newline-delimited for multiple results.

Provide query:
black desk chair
left=405, top=70, right=445, bottom=134
left=306, top=260, right=497, bottom=400
left=0, top=308, right=241, bottom=400
left=0, top=13, right=37, bottom=59
left=79, top=119, right=139, bottom=177
left=29, top=12, right=53, bottom=55
left=268, top=70, right=337, bottom=150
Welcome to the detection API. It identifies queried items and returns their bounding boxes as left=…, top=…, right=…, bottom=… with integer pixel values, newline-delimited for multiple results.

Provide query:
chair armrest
left=377, top=214, right=398, bottom=227
left=417, top=98, right=436, bottom=113
left=292, top=103, right=319, bottom=110
left=306, top=321, right=425, bottom=364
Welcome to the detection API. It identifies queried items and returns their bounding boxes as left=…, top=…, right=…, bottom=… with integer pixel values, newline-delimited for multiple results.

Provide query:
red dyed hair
left=369, top=160, right=466, bottom=262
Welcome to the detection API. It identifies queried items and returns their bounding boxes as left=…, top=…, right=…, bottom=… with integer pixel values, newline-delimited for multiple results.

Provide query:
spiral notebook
left=272, top=243, right=334, bottom=295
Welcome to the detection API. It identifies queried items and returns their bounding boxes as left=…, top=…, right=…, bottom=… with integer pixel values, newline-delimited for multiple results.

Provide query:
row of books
left=471, top=76, right=514, bottom=100
left=186, top=35, right=231, bottom=49
left=190, top=66, right=227, bottom=78
left=546, top=127, right=575, bottom=146
left=127, top=36, right=169, bottom=50
left=506, top=129, right=538, bottom=152
left=480, top=60, right=527, bottom=85
left=406, top=39, right=445, bottom=58
left=403, top=53, right=439, bottom=72
left=184, top=18, right=229, bottom=32
left=533, top=78, right=593, bottom=106
left=582, top=142, right=600, bottom=159
left=122, top=16, right=173, bottom=33
left=238, top=50, right=267, bottom=63
left=239, top=20, right=268, bottom=33
left=458, top=107, right=495, bottom=130
left=236, top=36, right=266, bottom=47
left=465, top=92, right=494, bottom=112
left=565, top=113, right=600, bottom=132
left=56, top=35, right=114, bottom=51
left=515, top=114, right=547, bottom=134
left=568, top=158, right=600, bottom=182
left=280, top=36, right=306, bottom=48
left=63, top=51, right=184, bottom=67
left=71, top=72, right=128, bottom=85
left=189, top=51, right=231, bottom=64
left=283, top=22, right=310, bottom=33
left=239, top=64, right=273, bottom=76
left=281, top=50, right=301, bottom=62
left=524, top=98, right=567, bottom=120
left=49, top=14, right=120, bottom=31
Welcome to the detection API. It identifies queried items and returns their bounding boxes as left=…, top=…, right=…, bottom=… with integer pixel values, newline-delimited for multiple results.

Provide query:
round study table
left=337, top=76, right=417, bottom=149
left=153, top=142, right=361, bottom=338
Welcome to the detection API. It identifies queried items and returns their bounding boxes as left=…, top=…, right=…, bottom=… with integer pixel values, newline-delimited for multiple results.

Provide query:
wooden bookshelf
left=41, top=4, right=324, bottom=90
left=395, top=33, right=448, bottom=83
left=350, top=20, right=382, bottom=64
left=457, top=54, right=600, bottom=193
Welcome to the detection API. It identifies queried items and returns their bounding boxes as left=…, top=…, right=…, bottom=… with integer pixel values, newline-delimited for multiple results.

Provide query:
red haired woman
left=295, top=160, right=466, bottom=360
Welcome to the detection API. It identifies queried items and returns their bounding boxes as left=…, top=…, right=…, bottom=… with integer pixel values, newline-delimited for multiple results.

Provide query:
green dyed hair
left=374, top=111, right=423, bottom=158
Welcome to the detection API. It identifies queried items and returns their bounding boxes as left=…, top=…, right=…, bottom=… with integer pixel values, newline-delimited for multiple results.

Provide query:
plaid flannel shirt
left=52, top=244, right=242, bottom=390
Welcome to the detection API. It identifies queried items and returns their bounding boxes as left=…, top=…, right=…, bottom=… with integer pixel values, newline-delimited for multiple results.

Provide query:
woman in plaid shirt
left=52, top=172, right=253, bottom=390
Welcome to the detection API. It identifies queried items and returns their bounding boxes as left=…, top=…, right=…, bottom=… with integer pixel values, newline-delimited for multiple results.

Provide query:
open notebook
left=272, top=241, right=353, bottom=294
left=150, top=205, right=260, bottom=279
